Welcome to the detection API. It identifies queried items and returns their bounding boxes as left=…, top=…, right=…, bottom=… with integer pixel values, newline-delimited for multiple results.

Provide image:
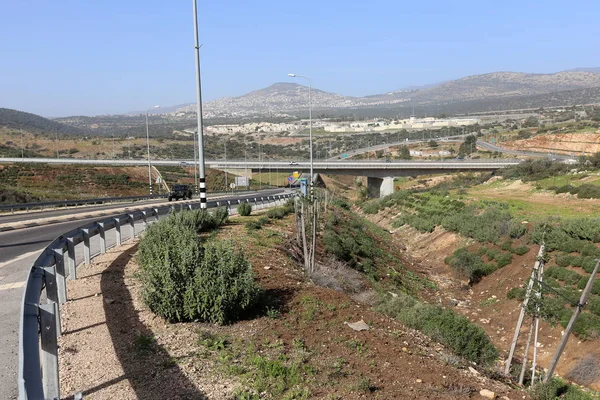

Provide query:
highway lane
left=1, top=189, right=294, bottom=398
left=476, top=140, right=573, bottom=160
left=0, top=188, right=286, bottom=226
left=0, top=216, right=146, bottom=400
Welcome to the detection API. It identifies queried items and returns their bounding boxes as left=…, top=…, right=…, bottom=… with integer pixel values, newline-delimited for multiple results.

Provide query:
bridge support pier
left=367, top=177, right=394, bottom=198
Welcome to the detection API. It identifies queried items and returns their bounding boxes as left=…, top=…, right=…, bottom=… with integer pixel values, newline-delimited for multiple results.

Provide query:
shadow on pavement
left=100, top=244, right=207, bottom=400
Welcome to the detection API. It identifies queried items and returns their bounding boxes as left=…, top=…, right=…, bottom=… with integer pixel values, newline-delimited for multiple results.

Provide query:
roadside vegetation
left=321, top=200, right=499, bottom=366
left=360, top=167, right=600, bottom=343
left=138, top=208, right=262, bottom=325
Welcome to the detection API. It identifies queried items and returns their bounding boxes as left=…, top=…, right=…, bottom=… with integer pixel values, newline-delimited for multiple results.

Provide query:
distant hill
left=164, top=71, right=600, bottom=118
left=0, top=108, right=86, bottom=136
left=407, top=71, right=600, bottom=104
left=564, top=67, right=600, bottom=74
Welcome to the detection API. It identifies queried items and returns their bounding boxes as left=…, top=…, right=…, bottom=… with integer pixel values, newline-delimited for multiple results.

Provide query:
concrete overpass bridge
left=0, top=158, right=521, bottom=197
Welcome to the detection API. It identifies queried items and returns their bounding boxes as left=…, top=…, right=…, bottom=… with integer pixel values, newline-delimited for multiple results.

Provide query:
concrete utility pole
left=145, top=105, right=160, bottom=195
left=192, top=129, right=198, bottom=193
left=193, top=0, right=207, bottom=208
left=505, top=244, right=545, bottom=375
left=224, top=140, right=228, bottom=192
left=544, top=259, right=600, bottom=383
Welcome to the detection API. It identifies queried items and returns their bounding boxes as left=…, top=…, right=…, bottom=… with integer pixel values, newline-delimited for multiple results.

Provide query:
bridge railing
left=18, top=193, right=293, bottom=400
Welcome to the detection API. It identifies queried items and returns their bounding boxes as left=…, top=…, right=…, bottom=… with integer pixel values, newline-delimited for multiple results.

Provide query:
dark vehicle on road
left=168, top=184, right=193, bottom=201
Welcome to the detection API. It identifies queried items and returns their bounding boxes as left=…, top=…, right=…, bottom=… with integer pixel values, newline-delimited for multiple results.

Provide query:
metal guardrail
left=0, top=194, right=162, bottom=213
left=18, top=193, right=293, bottom=400
left=0, top=189, right=272, bottom=214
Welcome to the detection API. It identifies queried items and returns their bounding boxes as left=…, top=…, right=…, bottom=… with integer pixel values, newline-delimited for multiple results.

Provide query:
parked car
left=168, top=184, right=193, bottom=201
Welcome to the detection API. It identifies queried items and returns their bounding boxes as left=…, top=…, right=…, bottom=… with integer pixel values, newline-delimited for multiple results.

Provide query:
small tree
left=398, top=145, right=411, bottom=159
left=237, top=202, right=252, bottom=216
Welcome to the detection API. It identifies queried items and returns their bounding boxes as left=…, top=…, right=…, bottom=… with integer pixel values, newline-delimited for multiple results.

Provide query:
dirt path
left=58, top=241, right=235, bottom=399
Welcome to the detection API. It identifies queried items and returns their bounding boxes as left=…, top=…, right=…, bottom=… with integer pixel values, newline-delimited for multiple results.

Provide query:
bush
left=531, top=377, right=597, bottom=400
left=238, top=202, right=252, bottom=216
left=376, top=293, right=498, bottom=365
left=266, top=204, right=293, bottom=220
left=507, top=287, right=526, bottom=301
left=512, top=245, right=530, bottom=256
left=184, top=240, right=261, bottom=325
left=138, top=218, right=203, bottom=322
left=138, top=211, right=259, bottom=324
left=577, top=184, right=600, bottom=199
left=169, top=208, right=228, bottom=233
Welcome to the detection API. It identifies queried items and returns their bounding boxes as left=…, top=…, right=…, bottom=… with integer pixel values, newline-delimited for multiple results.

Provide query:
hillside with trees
left=0, top=108, right=86, bottom=136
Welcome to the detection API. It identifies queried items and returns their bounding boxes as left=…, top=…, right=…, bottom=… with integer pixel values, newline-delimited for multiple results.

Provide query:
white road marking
left=0, top=250, right=42, bottom=269
left=0, top=281, right=25, bottom=291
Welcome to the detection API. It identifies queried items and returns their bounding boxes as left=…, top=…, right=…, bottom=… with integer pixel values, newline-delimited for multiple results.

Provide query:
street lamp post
left=193, top=0, right=207, bottom=209
left=224, top=140, right=228, bottom=192
left=288, top=73, right=313, bottom=199
left=146, top=105, right=160, bottom=195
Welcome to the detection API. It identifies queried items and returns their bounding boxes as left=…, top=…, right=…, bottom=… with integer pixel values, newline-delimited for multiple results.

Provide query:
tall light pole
left=192, top=129, right=199, bottom=193
left=193, top=0, right=207, bottom=209
left=224, top=140, right=228, bottom=192
left=146, top=105, right=160, bottom=195
left=288, top=73, right=313, bottom=199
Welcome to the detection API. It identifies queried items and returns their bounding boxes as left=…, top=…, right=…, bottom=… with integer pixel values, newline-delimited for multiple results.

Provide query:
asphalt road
left=0, top=217, right=126, bottom=400
left=0, top=188, right=289, bottom=399
left=0, top=189, right=285, bottom=226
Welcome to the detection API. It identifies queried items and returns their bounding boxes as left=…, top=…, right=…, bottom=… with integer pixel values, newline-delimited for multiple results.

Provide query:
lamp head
left=288, top=73, right=296, bottom=77
left=153, top=105, right=161, bottom=108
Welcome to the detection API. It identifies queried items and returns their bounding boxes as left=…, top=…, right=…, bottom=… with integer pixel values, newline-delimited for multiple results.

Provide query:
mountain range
left=165, top=69, right=600, bottom=118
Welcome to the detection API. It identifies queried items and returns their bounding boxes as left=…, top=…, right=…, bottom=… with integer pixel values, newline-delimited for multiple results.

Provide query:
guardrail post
left=128, top=213, right=135, bottom=238
left=40, top=302, right=60, bottom=400
left=82, top=228, right=91, bottom=265
left=188, top=204, right=193, bottom=211
left=43, top=265, right=62, bottom=336
left=227, top=200, right=232, bottom=215
left=53, top=247, right=68, bottom=304
left=114, top=217, right=122, bottom=246
left=142, top=211, right=148, bottom=230
left=97, top=222, right=106, bottom=254
left=67, top=238, right=77, bottom=280
left=153, top=207, right=159, bottom=222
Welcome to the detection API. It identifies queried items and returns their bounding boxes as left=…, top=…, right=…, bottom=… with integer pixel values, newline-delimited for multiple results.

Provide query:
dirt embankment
left=503, top=132, right=600, bottom=155
left=364, top=209, right=600, bottom=391
left=58, top=214, right=526, bottom=399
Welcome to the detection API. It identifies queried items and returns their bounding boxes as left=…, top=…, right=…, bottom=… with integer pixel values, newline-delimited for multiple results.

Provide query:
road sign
left=230, top=183, right=236, bottom=189
left=287, top=176, right=293, bottom=182
left=293, top=171, right=299, bottom=178
left=342, top=153, right=348, bottom=158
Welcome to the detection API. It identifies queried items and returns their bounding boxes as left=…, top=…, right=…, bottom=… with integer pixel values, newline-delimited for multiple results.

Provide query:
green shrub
left=331, top=198, right=350, bottom=209
left=446, top=248, right=485, bottom=283
left=169, top=208, right=229, bottom=233
left=138, top=218, right=203, bottom=322
left=184, top=240, right=261, bottom=324
left=138, top=211, right=259, bottom=324
left=238, top=202, right=252, bottom=216
left=376, top=293, right=498, bottom=365
left=266, top=205, right=292, bottom=220
left=545, top=266, right=585, bottom=286
left=495, top=252, right=513, bottom=268
left=245, top=220, right=263, bottom=231
left=512, top=245, right=530, bottom=256
left=531, top=377, right=597, bottom=400
left=577, top=184, right=600, bottom=199
left=507, top=287, right=526, bottom=301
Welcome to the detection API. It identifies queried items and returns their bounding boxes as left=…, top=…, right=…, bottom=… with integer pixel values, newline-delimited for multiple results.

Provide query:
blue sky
left=1, top=0, right=599, bottom=117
